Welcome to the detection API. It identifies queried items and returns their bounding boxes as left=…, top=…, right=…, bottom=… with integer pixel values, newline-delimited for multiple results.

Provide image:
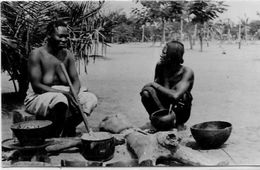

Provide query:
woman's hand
left=63, top=91, right=79, bottom=110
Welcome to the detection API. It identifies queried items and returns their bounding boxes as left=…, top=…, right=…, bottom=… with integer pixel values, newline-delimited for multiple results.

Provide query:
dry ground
left=2, top=41, right=260, bottom=165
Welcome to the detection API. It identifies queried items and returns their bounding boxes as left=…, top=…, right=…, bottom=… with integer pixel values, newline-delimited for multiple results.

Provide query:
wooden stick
left=60, top=63, right=90, bottom=133
left=168, top=104, right=173, bottom=115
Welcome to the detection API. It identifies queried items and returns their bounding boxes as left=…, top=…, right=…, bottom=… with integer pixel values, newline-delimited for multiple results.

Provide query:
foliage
left=187, top=0, right=227, bottom=51
left=249, top=20, right=260, bottom=39
left=100, top=10, right=129, bottom=42
left=113, top=23, right=135, bottom=43
left=188, top=0, right=227, bottom=24
left=1, top=1, right=59, bottom=96
left=52, top=1, right=106, bottom=71
left=1, top=1, right=106, bottom=95
left=132, top=1, right=184, bottom=43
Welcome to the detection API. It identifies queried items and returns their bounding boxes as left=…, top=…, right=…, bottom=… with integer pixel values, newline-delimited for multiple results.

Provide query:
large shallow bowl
left=150, top=109, right=176, bottom=131
left=11, top=120, right=52, bottom=146
left=190, top=121, right=232, bottom=149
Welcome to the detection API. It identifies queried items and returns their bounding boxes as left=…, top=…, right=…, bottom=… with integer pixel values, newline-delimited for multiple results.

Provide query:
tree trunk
left=161, top=19, right=166, bottom=45
left=188, top=33, right=193, bottom=50
left=238, top=24, right=241, bottom=49
left=180, top=19, right=183, bottom=42
left=141, top=25, right=145, bottom=43
left=228, top=28, right=231, bottom=42
left=199, top=29, right=203, bottom=52
left=193, top=24, right=197, bottom=45
left=199, top=36, right=203, bottom=52
left=245, top=25, right=248, bottom=43
left=206, top=26, right=210, bottom=47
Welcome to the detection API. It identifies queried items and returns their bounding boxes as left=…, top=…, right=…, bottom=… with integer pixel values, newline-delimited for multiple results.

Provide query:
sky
left=103, top=0, right=260, bottom=23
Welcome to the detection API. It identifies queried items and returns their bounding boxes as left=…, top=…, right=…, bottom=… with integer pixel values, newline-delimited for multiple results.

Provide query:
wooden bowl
left=150, top=109, right=176, bottom=131
left=190, top=121, right=232, bottom=149
left=10, top=120, right=52, bottom=146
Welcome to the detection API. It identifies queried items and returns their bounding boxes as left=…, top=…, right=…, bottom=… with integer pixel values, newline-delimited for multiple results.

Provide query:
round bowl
left=150, top=109, right=176, bottom=131
left=81, top=132, right=115, bottom=161
left=190, top=121, right=232, bottom=149
left=10, top=120, right=52, bottom=146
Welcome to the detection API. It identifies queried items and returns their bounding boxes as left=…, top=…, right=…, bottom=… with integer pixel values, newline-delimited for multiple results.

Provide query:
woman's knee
left=79, top=92, right=98, bottom=114
left=54, top=102, right=68, bottom=110
left=140, top=90, right=150, bottom=98
left=51, top=93, right=69, bottom=107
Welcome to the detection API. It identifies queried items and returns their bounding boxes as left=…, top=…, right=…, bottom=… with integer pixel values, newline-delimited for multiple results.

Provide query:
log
left=45, top=137, right=81, bottom=153
left=45, top=135, right=125, bottom=153
left=99, top=114, right=229, bottom=166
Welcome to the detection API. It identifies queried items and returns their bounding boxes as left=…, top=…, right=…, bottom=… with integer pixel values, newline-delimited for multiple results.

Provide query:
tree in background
left=188, top=0, right=227, bottom=51
left=53, top=1, right=105, bottom=71
left=1, top=1, right=58, bottom=97
left=249, top=20, right=260, bottom=40
left=133, top=1, right=183, bottom=45
left=1, top=1, right=105, bottom=97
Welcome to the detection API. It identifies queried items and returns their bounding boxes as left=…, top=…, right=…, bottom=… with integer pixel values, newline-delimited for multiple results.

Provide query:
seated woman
left=140, top=41, right=194, bottom=128
left=24, top=21, right=97, bottom=137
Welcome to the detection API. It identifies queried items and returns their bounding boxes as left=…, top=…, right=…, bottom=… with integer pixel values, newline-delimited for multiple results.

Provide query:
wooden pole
left=60, top=63, right=90, bottom=133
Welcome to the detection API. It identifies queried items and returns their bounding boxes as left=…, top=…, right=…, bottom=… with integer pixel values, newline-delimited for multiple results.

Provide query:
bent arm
left=28, top=50, right=66, bottom=94
left=153, top=68, right=194, bottom=102
left=154, top=62, right=162, bottom=84
left=67, top=52, right=81, bottom=95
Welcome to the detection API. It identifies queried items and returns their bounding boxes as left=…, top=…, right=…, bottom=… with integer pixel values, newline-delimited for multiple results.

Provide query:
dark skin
left=28, top=26, right=82, bottom=136
left=141, top=46, right=194, bottom=126
left=28, top=26, right=80, bottom=108
left=142, top=62, right=194, bottom=109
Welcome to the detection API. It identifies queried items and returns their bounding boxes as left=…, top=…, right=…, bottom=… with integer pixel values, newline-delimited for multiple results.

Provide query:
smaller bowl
left=11, top=120, right=52, bottom=146
left=190, top=121, right=232, bottom=149
left=150, top=109, right=176, bottom=131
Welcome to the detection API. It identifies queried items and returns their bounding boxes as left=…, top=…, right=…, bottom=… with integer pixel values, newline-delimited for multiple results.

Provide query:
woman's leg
left=25, top=92, right=69, bottom=137
left=174, top=92, right=192, bottom=125
left=61, top=91, right=98, bottom=137
left=140, top=86, right=165, bottom=115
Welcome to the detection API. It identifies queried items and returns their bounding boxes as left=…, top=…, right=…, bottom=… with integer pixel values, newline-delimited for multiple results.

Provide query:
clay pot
left=10, top=120, right=52, bottom=146
left=150, top=109, right=176, bottom=131
left=190, top=121, right=232, bottom=149
left=81, top=132, right=115, bottom=161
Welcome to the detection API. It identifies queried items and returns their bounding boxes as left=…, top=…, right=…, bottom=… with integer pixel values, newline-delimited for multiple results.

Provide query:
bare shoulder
left=64, top=49, right=74, bottom=60
left=155, top=61, right=164, bottom=70
left=182, top=65, right=194, bottom=79
left=29, top=47, right=43, bottom=61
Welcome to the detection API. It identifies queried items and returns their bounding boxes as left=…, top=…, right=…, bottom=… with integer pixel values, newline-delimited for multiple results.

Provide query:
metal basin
left=10, top=120, right=52, bottom=146
left=190, top=121, right=232, bottom=149
left=81, top=132, right=115, bottom=161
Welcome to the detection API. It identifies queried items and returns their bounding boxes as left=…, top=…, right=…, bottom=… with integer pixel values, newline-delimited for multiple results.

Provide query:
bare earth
left=2, top=41, right=260, bottom=166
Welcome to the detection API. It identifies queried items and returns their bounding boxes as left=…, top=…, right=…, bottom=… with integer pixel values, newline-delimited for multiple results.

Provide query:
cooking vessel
left=81, top=132, right=115, bottom=161
left=150, top=108, right=176, bottom=131
left=190, top=121, right=232, bottom=149
left=10, top=120, right=52, bottom=146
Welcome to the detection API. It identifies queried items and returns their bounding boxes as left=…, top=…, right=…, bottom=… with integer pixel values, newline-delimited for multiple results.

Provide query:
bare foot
left=176, top=124, right=187, bottom=131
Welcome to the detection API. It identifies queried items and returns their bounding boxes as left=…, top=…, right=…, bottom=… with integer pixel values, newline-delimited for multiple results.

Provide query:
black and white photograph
left=1, top=0, right=260, bottom=168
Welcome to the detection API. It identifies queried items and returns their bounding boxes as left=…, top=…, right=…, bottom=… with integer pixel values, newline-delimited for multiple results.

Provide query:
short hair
left=46, top=20, right=67, bottom=35
left=162, top=41, right=184, bottom=64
